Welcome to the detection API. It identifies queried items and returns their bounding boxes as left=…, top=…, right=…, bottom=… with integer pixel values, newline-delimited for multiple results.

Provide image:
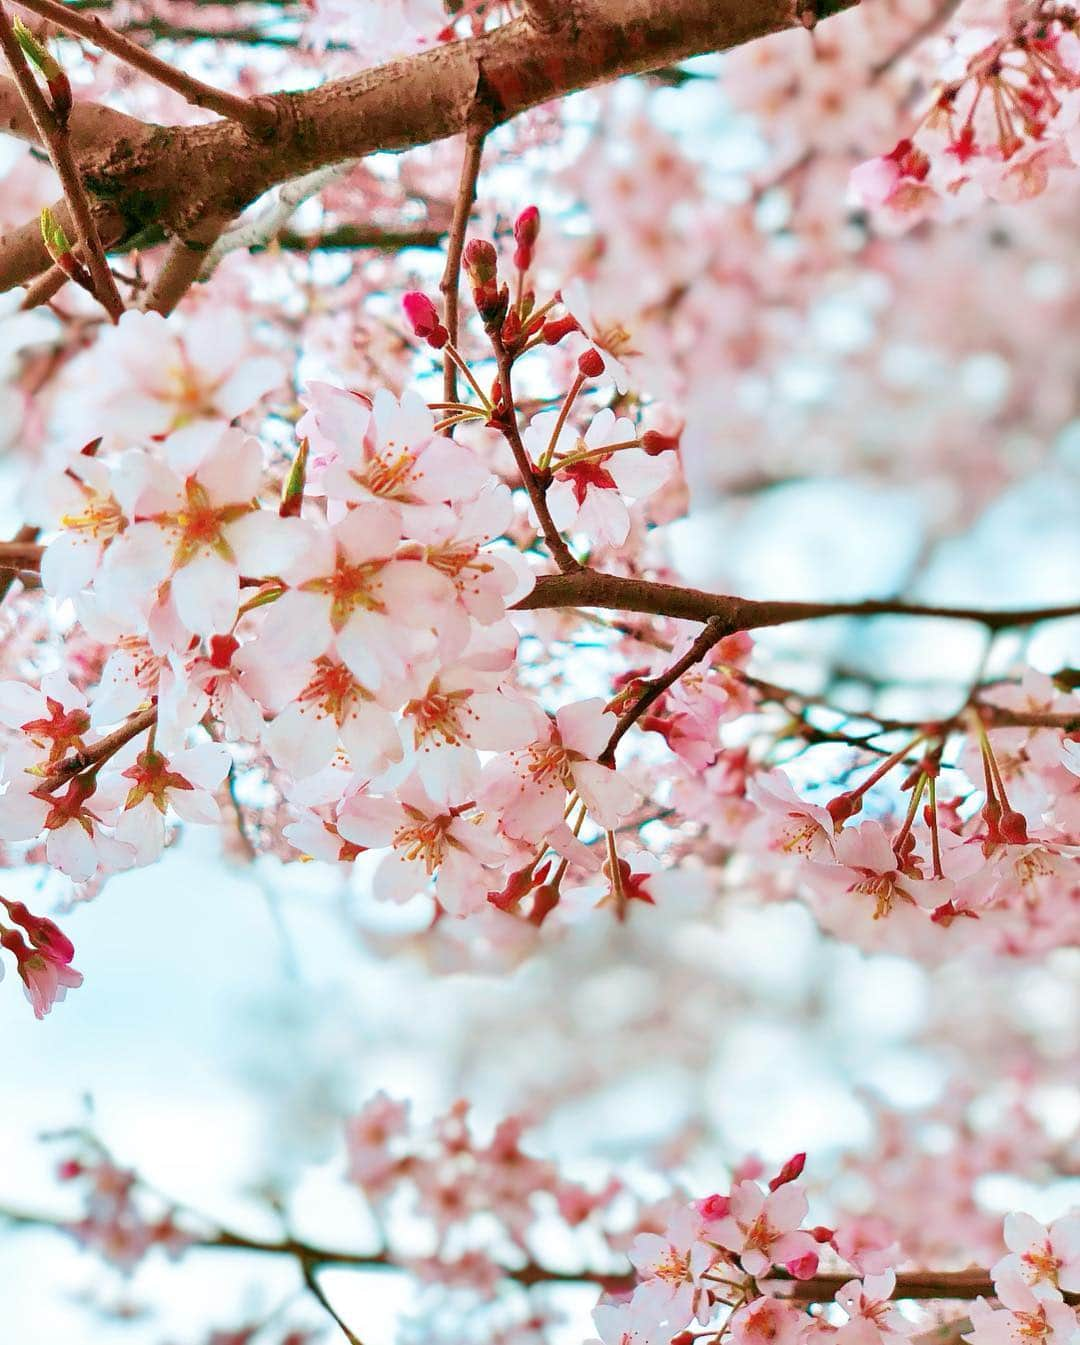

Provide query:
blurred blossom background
left=1, top=0, right=1079, bottom=1341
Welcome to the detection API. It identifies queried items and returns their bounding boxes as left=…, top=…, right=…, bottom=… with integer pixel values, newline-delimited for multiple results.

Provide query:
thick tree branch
left=515, top=570, right=1080, bottom=633
left=0, top=69, right=137, bottom=147
left=0, top=0, right=860, bottom=295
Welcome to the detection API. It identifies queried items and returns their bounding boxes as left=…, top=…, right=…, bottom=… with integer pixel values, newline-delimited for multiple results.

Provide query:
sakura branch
left=0, top=1, right=124, bottom=320
left=11, top=0, right=276, bottom=133
left=515, top=571, right=1080, bottom=634
left=439, top=126, right=487, bottom=402
left=4, top=1111, right=1078, bottom=1345
left=0, top=0, right=861, bottom=291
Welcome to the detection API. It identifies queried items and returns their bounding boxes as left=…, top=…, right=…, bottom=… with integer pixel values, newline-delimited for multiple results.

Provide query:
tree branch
left=602, top=615, right=730, bottom=763
left=34, top=704, right=156, bottom=793
left=0, top=69, right=137, bottom=147
left=141, top=212, right=228, bottom=313
left=492, top=336, right=582, bottom=574
left=514, top=570, right=1080, bottom=633
left=0, top=2, right=124, bottom=319
left=5, top=1202, right=1071, bottom=1305
left=12, top=0, right=276, bottom=132
left=439, top=126, right=486, bottom=402
left=0, top=0, right=860, bottom=296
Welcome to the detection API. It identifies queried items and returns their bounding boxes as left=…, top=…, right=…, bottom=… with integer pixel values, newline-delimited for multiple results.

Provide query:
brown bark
left=514, top=569, right=1080, bottom=633
left=0, top=0, right=857, bottom=291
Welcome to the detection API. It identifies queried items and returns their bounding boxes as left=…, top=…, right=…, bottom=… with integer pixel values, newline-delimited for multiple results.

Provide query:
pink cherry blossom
left=709, top=1179, right=819, bottom=1279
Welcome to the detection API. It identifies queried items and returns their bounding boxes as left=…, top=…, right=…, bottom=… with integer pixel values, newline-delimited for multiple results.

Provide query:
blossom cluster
left=0, top=210, right=1077, bottom=1016
left=851, top=4, right=1080, bottom=225
left=40, top=1093, right=1080, bottom=1345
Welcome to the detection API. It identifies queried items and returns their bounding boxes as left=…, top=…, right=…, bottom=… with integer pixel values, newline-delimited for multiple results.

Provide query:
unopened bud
left=279, top=438, right=309, bottom=518
left=401, top=291, right=448, bottom=349
left=40, top=206, right=71, bottom=263
left=577, top=347, right=605, bottom=379
left=463, top=238, right=497, bottom=281
left=810, top=1225, right=835, bottom=1244
left=513, top=204, right=540, bottom=270
left=696, top=1193, right=731, bottom=1222
left=14, top=19, right=71, bottom=123
left=768, top=1151, right=806, bottom=1191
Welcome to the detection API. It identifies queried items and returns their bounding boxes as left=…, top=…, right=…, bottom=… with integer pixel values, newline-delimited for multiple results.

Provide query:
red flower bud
left=402, top=291, right=448, bottom=349
left=463, top=238, right=498, bottom=284
left=513, top=205, right=540, bottom=270
left=768, top=1151, right=806, bottom=1191
left=811, top=1225, right=835, bottom=1243
left=541, top=313, right=580, bottom=345
left=642, top=429, right=680, bottom=456
left=696, top=1193, right=731, bottom=1222
left=577, top=347, right=605, bottom=379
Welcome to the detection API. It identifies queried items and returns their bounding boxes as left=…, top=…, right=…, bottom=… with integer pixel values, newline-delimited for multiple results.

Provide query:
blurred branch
left=12, top=0, right=276, bottom=130
left=4, top=1202, right=1072, bottom=1305
left=271, top=223, right=445, bottom=252
left=142, top=212, right=229, bottom=313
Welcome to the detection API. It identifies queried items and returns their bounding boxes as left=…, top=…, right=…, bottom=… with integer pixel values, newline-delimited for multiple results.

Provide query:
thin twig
left=439, top=126, right=486, bottom=402
left=0, top=526, right=39, bottom=604
left=35, top=704, right=157, bottom=794
left=0, top=1, right=124, bottom=321
left=492, top=335, right=581, bottom=574
left=601, top=616, right=729, bottom=763
left=12, top=0, right=275, bottom=131
left=1, top=1202, right=1063, bottom=1305
left=300, top=1258, right=365, bottom=1345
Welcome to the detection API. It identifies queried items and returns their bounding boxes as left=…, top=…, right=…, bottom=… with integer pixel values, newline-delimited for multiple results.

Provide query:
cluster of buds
left=463, top=237, right=508, bottom=331
left=13, top=17, right=71, bottom=124
left=0, top=895, right=83, bottom=1019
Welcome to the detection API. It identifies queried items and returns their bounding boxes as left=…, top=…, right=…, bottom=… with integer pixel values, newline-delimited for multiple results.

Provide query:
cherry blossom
left=628, top=1204, right=716, bottom=1329
left=992, top=1212, right=1080, bottom=1301
left=708, top=1179, right=820, bottom=1279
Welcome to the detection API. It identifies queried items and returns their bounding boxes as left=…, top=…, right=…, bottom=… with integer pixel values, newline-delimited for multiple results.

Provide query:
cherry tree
left=0, top=0, right=1077, bottom=1341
